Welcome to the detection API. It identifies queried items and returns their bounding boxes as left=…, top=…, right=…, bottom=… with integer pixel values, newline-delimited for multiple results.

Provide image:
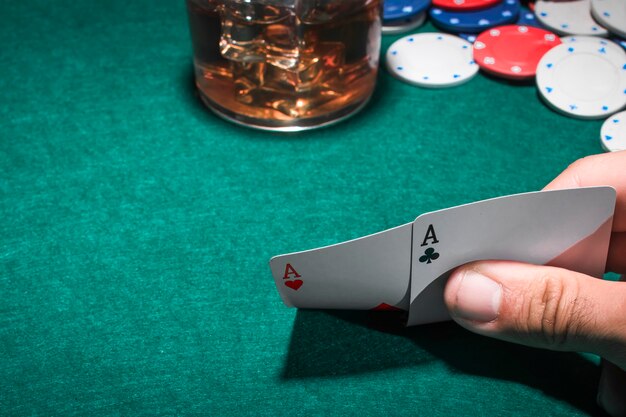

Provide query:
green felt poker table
left=1, top=1, right=617, bottom=415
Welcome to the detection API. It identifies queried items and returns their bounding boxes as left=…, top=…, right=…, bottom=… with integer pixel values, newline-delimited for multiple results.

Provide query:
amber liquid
left=186, top=0, right=381, bottom=131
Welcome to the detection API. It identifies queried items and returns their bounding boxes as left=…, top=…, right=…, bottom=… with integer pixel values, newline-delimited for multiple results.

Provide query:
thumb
left=444, top=261, right=626, bottom=369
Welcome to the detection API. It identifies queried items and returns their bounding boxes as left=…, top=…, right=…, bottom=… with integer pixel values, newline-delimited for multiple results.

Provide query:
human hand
left=444, top=151, right=626, bottom=416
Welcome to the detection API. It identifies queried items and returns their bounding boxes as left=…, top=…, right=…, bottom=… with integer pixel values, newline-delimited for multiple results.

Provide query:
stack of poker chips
left=383, top=0, right=626, bottom=151
left=535, top=0, right=625, bottom=41
left=428, top=0, right=522, bottom=36
left=510, top=0, right=625, bottom=48
left=382, top=0, right=431, bottom=34
left=528, top=0, right=626, bottom=124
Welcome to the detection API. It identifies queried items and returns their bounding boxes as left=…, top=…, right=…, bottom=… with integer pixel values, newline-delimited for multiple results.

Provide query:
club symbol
left=419, top=247, right=440, bottom=264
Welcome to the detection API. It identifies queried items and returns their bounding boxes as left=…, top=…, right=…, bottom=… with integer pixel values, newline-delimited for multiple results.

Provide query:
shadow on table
left=480, top=70, right=536, bottom=87
left=281, top=309, right=603, bottom=415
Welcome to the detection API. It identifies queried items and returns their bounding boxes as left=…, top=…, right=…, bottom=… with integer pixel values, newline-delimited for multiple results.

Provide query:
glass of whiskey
left=186, top=0, right=382, bottom=131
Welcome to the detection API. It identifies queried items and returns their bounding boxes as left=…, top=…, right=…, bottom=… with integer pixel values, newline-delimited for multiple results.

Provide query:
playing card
left=269, top=186, right=616, bottom=327
left=269, top=223, right=412, bottom=311
left=408, top=187, right=616, bottom=326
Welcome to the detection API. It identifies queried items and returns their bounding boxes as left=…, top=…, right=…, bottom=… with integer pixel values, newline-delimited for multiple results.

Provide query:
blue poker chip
left=458, top=33, right=478, bottom=43
left=383, top=11, right=427, bottom=34
left=384, top=0, right=431, bottom=21
left=516, top=6, right=543, bottom=29
left=429, top=0, right=521, bottom=33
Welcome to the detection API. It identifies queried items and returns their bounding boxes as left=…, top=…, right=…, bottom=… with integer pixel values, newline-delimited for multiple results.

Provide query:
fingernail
left=454, top=270, right=502, bottom=323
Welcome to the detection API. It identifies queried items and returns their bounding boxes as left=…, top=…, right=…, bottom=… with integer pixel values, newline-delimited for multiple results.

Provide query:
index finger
left=544, top=151, right=626, bottom=232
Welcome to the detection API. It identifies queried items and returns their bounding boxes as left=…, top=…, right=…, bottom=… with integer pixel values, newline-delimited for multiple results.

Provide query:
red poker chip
left=431, top=0, right=501, bottom=11
left=472, top=25, right=561, bottom=80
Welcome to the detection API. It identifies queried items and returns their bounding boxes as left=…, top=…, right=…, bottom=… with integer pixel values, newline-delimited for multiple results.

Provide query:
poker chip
left=591, top=0, right=626, bottom=39
left=383, top=11, right=427, bottom=35
left=535, top=0, right=609, bottom=37
left=386, top=33, right=479, bottom=88
left=459, top=33, right=478, bottom=43
left=473, top=25, right=561, bottom=80
left=431, top=0, right=500, bottom=12
left=560, top=36, right=626, bottom=66
left=516, top=6, right=543, bottom=29
left=384, top=0, right=431, bottom=20
left=536, top=37, right=626, bottom=119
left=600, top=110, right=626, bottom=152
left=429, top=0, right=521, bottom=34
left=560, top=35, right=625, bottom=56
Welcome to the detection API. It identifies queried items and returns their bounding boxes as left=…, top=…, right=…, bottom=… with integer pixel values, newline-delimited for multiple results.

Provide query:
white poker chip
left=383, top=11, right=427, bottom=35
left=386, top=33, right=479, bottom=88
left=536, top=37, right=626, bottom=119
left=560, top=35, right=625, bottom=54
left=535, top=0, right=609, bottom=37
left=600, top=110, right=626, bottom=152
left=591, top=0, right=626, bottom=39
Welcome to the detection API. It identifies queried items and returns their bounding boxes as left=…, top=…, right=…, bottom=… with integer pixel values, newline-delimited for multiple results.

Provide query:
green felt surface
left=0, top=1, right=611, bottom=415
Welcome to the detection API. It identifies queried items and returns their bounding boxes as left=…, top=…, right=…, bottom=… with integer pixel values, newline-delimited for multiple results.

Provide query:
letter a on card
left=283, top=263, right=301, bottom=280
left=420, top=224, right=439, bottom=246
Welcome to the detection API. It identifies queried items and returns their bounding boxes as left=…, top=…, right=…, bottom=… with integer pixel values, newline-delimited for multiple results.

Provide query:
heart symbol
left=285, top=280, right=303, bottom=290
left=546, top=87, right=553, bottom=93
